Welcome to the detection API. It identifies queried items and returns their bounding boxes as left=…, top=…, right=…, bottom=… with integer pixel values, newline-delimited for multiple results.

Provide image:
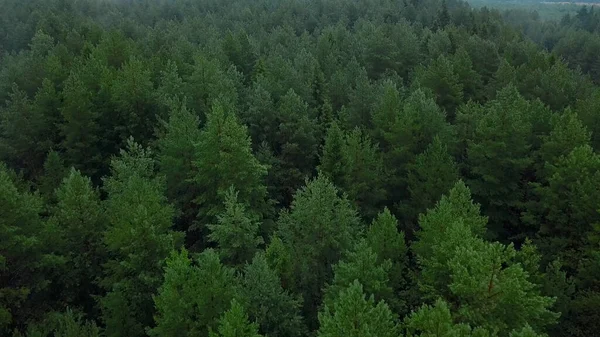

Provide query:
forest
left=0, top=0, right=599, bottom=336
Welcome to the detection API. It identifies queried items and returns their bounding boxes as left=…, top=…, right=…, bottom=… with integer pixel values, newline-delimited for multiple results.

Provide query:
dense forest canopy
left=1, top=0, right=599, bottom=336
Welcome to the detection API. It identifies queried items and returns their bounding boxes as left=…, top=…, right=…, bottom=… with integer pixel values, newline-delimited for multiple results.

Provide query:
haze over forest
left=1, top=0, right=599, bottom=336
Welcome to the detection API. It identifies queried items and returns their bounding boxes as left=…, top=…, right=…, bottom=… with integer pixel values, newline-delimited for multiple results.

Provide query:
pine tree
left=45, top=168, right=105, bottom=313
left=37, top=150, right=67, bottom=201
left=193, top=100, right=268, bottom=234
left=366, top=208, right=409, bottom=313
left=405, top=299, right=491, bottom=337
left=0, top=164, right=50, bottom=334
left=60, top=71, right=101, bottom=178
left=340, top=128, right=386, bottom=219
left=240, top=253, right=305, bottom=337
left=417, top=55, right=463, bottom=119
left=100, top=139, right=183, bottom=337
left=403, top=136, right=459, bottom=224
left=208, top=187, right=263, bottom=267
left=150, top=249, right=239, bottom=337
left=209, top=300, right=262, bottom=337
left=414, top=181, right=558, bottom=335
left=157, top=103, right=202, bottom=231
left=318, top=120, right=345, bottom=188
left=317, top=281, right=399, bottom=337
left=276, top=174, right=361, bottom=328
left=463, top=86, right=534, bottom=241
left=323, top=240, right=393, bottom=310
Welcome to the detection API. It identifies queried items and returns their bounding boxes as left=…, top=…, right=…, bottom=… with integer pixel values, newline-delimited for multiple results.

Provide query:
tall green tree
left=209, top=300, right=262, bottom=337
left=414, top=181, right=558, bottom=335
left=276, top=174, right=361, bottom=328
left=403, top=136, right=459, bottom=225
left=100, top=139, right=183, bottom=337
left=405, top=299, right=491, bottom=337
left=150, top=249, right=239, bottom=337
left=317, top=281, right=399, bottom=337
left=240, top=253, right=305, bottom=337
left=208, top=187, right=263, bottom=267
left=0, top=165, right=51, bottom=334
left=45, top=168, right=106, bottom=315
left=192, top=100, right=268, bottom=236
left=156, top=103, right=202, bottom=232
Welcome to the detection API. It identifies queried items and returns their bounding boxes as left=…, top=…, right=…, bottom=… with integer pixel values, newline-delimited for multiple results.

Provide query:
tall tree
left=192, top=100, right=269, bottom=237
left=100, top=139, right=183, bottom=337
left=403, top=136, right=459, bottom=226
left=150, top=249, right=239, bottom=337
left=209, top=300, right=262, bottom=337
left=317, top=281, right=399, bottom=337
left=240, top=253, right=305, bottom=337
left=156, top=103, right=202, bottom=233
left=276, top=174, right=361, bottom=328
left=45, top=168, right=106, bottom=315
left=208, top=187, right=263, bottom=267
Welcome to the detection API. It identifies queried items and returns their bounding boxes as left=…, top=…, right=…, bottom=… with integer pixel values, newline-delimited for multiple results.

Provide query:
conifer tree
left=208, top=187, right=263, bottom=267
left=209, top=300, right=262, bottom=337
left=151, top=249, right=239, bottom=337
left=240, top=253, right=305, bottom=337
left=323, top=240, right=393, bottom=310
left=405, top=299, right=491, bottom=337
left=276, top=174, right=361, bottom=327
left=403, top=136, right=459, bottom=225
left=100, top=139, right=183, bottom=337
left=46, top=168, right=105, bottom=313
left=193, top=100, right=268, bottom=232
left=37, top=150, right=67, bottom=200
left=157, top=103, right=202, bottom=230
left=317, top=281, right=399, bottom=337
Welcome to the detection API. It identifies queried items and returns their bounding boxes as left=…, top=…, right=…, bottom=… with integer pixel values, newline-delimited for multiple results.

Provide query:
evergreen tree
left=150, top=249, right=239, bottom=337
left=317, top=281, right=399, bottom=337
left=45, top=168, right=105, bottom=314
left=318, top=120, right=345, bottom=188
left=403, top=136, right=460, bottom=225
left=240, top=253, right=305, bottom=337
left=405, top=299, right=491, bottom=337
left=209, top=300, right=262, bottom=337
left=208, top=187, right=263, bottom=267
left=157, top=103, right=202, bottom=232
left=323, top=240, right=393, bottom=310
left=59, top=71, right=101, bottom=178
left=193, top=100, right=268, bottom=234
left=463, top=86, right=534, bottom=241
left=276, top=174, right=361, bottom=328
left=339, top=128, right=386, bottom=219
left=365, top=208, right=410, bottom=312
left=0, top=165, right=50, bottom=334
left=417, top=55, right=463, bottom=119
left=37, top=150, right=67, bottom=201
left=100, top=139, right=183, bottom=337
left=414, top=181, right=558, bottom=335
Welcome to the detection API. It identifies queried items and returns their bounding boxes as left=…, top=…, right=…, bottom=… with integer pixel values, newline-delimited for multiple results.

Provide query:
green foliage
left=208, top=187, right=263, bottom=267
left=151, top=249, right=239, bottom=337
left=37, top=150, right=67, bottom=200
left=404, top=136, right=460, bottom=224
left=317, top=281, right=399, bottom=337
left=0, top=165, right=49, bottom=334
left=209, top=300, right=262, bottom=337
left=45, top=168, right=105, bottom=312
left=276, top=174, right=361, bottom=327
left=101, top=139, right=183, bottom=337
left=240, top=253, right=305, bottom=337
left=417, top=55, right=463, bottom=118
left=405, top=299, right=491, bottom=337
left=193, top=100, right=268, bottom=231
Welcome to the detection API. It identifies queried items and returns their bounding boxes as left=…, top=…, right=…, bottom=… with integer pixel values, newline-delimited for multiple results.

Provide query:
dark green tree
left=209, top=300, right=262, bottom=337
left=100, top=139, right=183, bottom=337
left=208, top=187, right=263, bottom=267
left=150, top=249, right=239, bottom=337
left=317, top=281, right=399, bottom=337
left=240, top=253, right=305, bottom=337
